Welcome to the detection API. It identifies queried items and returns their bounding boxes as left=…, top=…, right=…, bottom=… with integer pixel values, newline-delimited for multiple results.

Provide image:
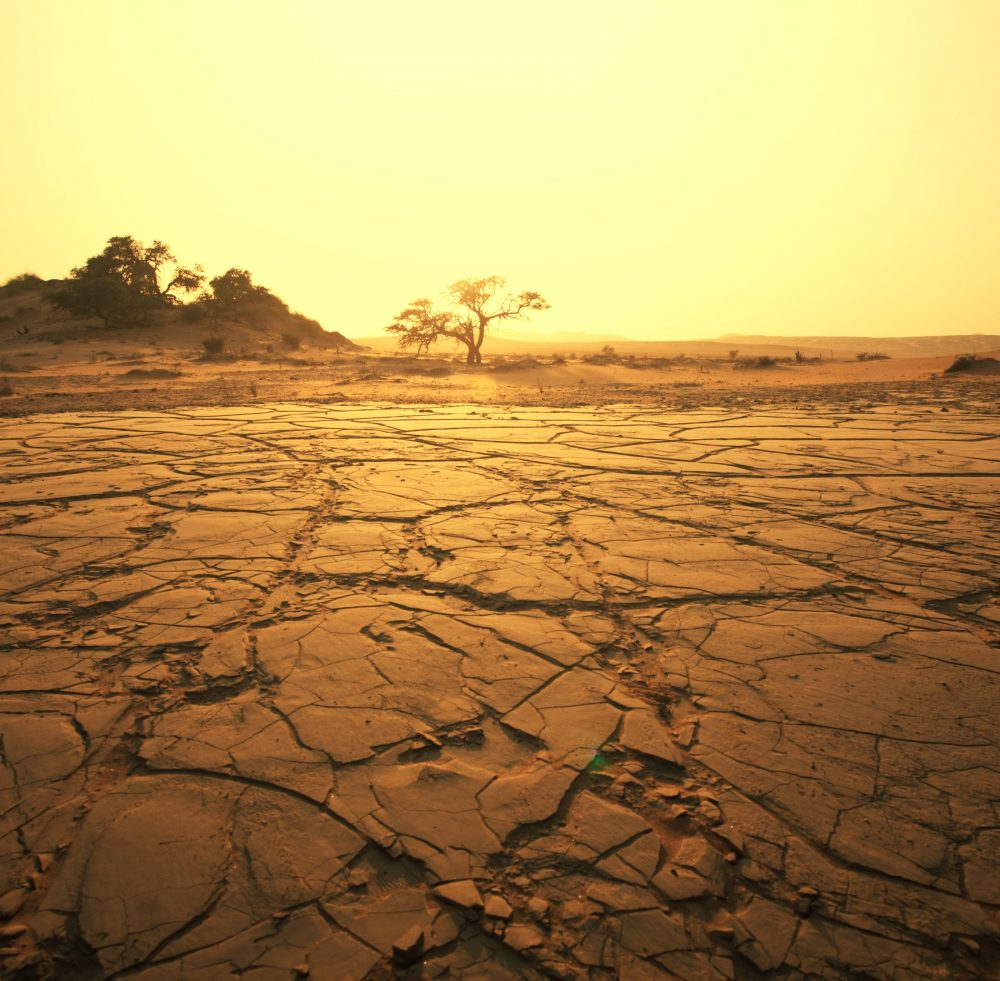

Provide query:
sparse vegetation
left=202, top=335, right=225, bottom=355
left=735, top=355, right=781, bottom=369
left=945, top=354, right=1000, bottom=375
left=491, top=356, right=542, bottom=372
left=1, top=273, right=45, bottom=294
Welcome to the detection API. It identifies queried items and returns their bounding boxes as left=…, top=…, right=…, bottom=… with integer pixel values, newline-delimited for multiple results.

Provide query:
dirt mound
left=945, top=354, right=1000, bottom=375
left=120, top=368, right=184, bottom=379
left=0, top=277, right=360, bottom=353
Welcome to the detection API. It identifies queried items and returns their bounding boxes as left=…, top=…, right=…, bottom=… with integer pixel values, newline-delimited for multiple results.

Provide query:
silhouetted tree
left=208, top=268, right=270, bottom=321
left=52, top=236, right=203, bottom=327
left=387, top=276, right=550, bottom=364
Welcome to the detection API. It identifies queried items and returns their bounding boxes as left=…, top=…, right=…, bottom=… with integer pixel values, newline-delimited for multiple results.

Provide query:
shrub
left=1, top=273, right=44, bottom=294
left=735, top=355, right=779, bottom=369
left=202, top=335, right=225, bottom=354
left=280, top=331, right=301, bottom=350
left=179, top=299, right=209, bottom=322
left=856, top=352, right=890, bottom=361
left=0, top=379, right=12, bottom=396
left=551, top=353, right=566, bottom=365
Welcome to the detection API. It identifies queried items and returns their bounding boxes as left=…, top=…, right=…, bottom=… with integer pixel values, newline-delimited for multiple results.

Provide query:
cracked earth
left=0, top=401, right=998, bottom=979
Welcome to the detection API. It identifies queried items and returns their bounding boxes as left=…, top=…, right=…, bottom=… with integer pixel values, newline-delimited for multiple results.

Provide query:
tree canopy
left=51, top=236, right=204, bottom=327
left=207, top=268, right=271, bottom=321
left=387, top=276, right=549, bottom=364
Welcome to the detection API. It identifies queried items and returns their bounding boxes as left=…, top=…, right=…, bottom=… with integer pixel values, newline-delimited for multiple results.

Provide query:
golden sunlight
left=2, top=0, right=999, bottom=339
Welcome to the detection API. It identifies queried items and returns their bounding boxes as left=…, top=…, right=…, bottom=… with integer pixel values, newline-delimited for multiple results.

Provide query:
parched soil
left=1, top=343, right=999, bottom=417
left=0, top=400, right=998, bottom=979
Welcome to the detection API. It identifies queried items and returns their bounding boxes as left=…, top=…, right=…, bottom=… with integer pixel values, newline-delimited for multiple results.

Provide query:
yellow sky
left=2, top=1, right=999, bottom=340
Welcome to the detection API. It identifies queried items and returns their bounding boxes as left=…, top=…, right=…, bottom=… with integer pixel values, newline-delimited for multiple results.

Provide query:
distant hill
left=357, top=329, right=999, bottom=360
left=0, top=276, right=359, bottom=352
left=491, top=328, right=637, bottom=344
left=714, top=333, right=1000, bottom=358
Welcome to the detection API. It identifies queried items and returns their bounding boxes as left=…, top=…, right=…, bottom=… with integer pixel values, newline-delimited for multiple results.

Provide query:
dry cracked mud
left=0, top=401, right=998, bottom=980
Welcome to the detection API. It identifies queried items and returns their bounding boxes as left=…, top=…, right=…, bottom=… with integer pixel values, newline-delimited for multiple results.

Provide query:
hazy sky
left=2, top=1, right=999, bottom=339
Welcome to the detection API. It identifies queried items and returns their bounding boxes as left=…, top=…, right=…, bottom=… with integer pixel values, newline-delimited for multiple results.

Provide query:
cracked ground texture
left=0, top=401, right=998, bottom=980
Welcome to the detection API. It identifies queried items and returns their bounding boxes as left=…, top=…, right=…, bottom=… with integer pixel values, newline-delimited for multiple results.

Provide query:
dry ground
left=1, top=338, right=999, bottom=416
left=0, top=395, right=998, bottom=979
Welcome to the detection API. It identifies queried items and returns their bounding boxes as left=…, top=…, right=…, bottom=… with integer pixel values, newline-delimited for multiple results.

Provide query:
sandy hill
left=0, top=277, right=359, bottom=354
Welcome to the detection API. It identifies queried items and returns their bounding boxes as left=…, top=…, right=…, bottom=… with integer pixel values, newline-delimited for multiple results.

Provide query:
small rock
left=0, top=924, right=27, bottom=940
left=674, top=722, right=698, bottom=747
left=606, top=686, right=647, bottom=709
left=696, top=800, right=722, bottom=825
left=0, top=890, right=28, bottom=919
left=391, top=925, right=425, bottom=966
left=505, top=924, right=544, bottom=952
left=619, top=709, right=685, bottom=765
left=795, top=885, right=820, bottom=915
left=484, top=895, right=513, bottom=919
left=34, top=854, right=55, bottom=873
left=527, top=896, right=550, bottom=919
left=293, top=965, right=310, bottom=977
left=433, top=879, right=483, bottom=909
left=347, top=868, right=370, bottom=889
left=714, top=823, right=744, bottom=853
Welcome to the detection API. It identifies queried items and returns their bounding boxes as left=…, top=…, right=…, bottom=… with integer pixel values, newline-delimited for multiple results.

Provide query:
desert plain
left=0, top=343, right=999, bottom=981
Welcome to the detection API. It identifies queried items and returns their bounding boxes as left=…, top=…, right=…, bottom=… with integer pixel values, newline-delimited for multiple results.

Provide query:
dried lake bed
left=0, top=401, right=998, bottom=979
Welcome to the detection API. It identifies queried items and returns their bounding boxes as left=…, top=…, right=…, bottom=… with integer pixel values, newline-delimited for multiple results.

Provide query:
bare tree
left=387, top=276, right=550, bottom=364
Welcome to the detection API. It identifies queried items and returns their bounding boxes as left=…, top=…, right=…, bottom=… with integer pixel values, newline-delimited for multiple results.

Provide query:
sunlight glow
left=2, top=1, right=998, bottom=339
